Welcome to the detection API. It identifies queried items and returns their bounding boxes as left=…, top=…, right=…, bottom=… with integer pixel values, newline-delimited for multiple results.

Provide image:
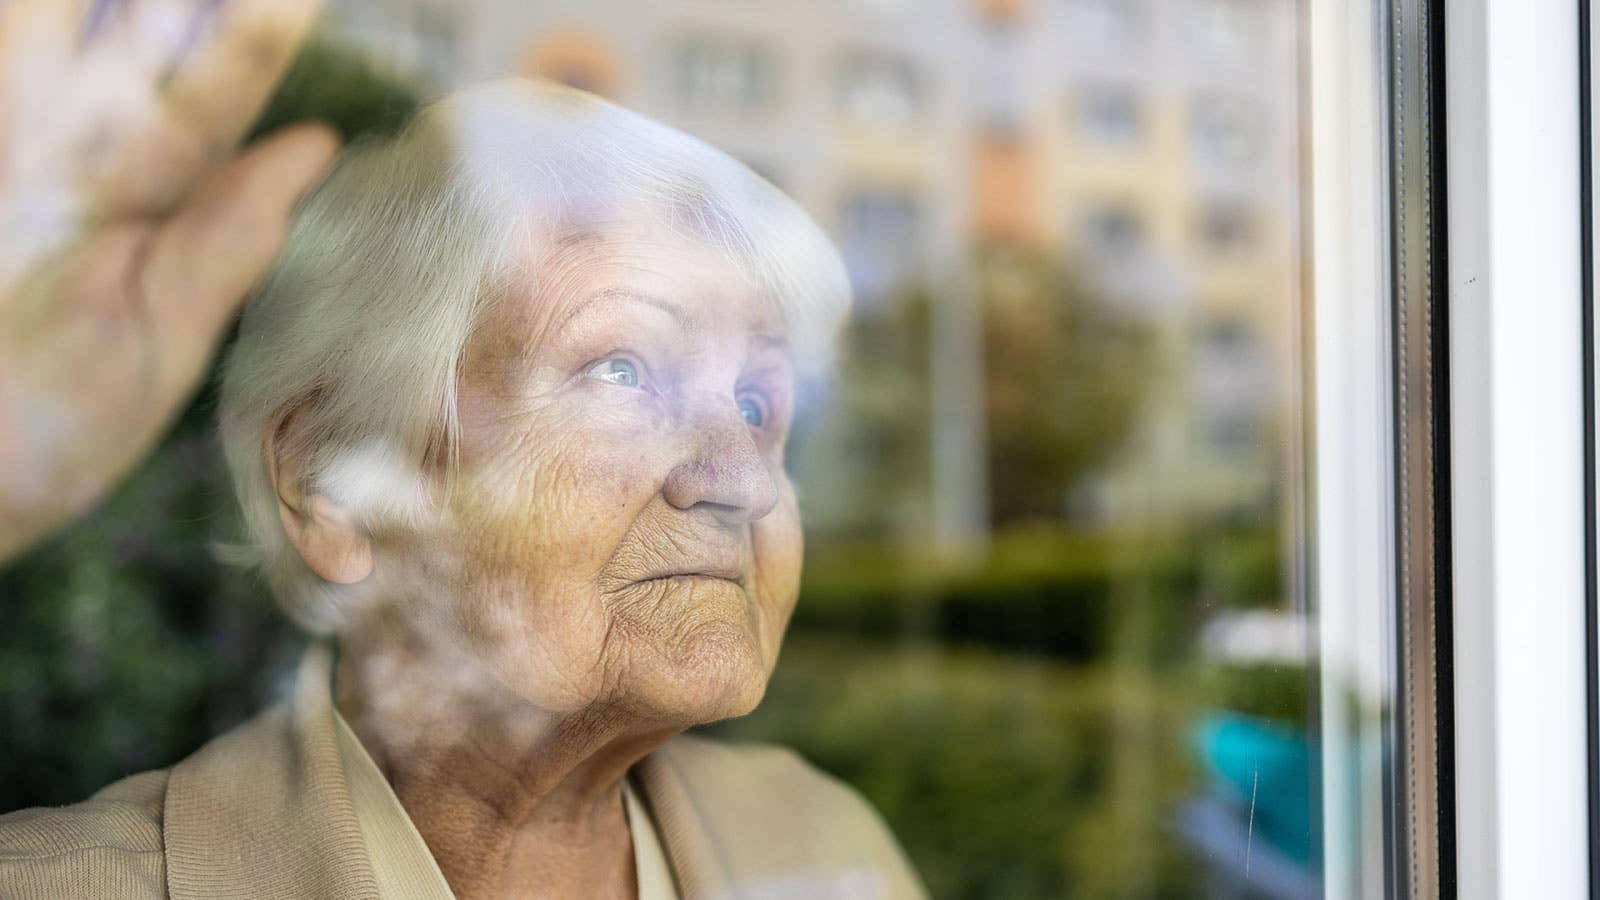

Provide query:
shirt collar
left=166, top=639, right=683, bottom=899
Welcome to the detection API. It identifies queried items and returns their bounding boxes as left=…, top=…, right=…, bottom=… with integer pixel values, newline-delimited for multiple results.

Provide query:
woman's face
left=404, top=222, right=803, bottom=725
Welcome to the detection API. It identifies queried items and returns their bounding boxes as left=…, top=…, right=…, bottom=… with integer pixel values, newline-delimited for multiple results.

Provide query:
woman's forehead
left=515, top=225, right=789, bottom=342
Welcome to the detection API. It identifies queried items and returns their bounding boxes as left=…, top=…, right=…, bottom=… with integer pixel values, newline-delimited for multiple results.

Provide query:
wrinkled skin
left=324, top=222, right=807, bottom=898
left=438, top=225, right=803, bottom=724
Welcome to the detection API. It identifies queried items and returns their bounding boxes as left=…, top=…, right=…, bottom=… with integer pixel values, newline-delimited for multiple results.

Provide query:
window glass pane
left=0, top=1, right=1331, bottom=898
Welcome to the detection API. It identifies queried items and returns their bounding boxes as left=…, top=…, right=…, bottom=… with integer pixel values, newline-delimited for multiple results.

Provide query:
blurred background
left=0, top=1, right=1316, bottom=896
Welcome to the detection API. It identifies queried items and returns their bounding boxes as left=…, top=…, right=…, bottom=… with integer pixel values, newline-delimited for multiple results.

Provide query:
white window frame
left=1445, top=0, right=1590, bottom=896
left=1314, top=0, right=1592, bottom=895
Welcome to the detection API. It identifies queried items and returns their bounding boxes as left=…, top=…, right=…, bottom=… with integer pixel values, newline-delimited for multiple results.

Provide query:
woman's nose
left=662, top=402, right=779, bottom=523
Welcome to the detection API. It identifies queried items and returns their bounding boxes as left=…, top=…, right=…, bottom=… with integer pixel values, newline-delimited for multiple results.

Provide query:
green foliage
left=708, top=635, right=1311, bottom=898
left=793, top=251, right=1158, bottom=538
left=795, top=528, right=1115, bottom=659
left=1191, top=662, right=1311, bottom=725
left=789, top=290, right=934, bottom=539
left=706, top=635, right=1210, bottom=899
left=795, top=524, right=1281, bottom=665
left=247, top=33, right=422, bottom=143
left=0, top=409, right=300, bottom=811
left=979, top=248, right=1156, bottom=527
left=726, top=525, right=1305, bottom=898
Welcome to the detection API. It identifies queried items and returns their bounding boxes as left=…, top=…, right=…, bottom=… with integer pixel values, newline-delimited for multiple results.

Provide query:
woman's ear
left=263, top=420, right=373, bottom=585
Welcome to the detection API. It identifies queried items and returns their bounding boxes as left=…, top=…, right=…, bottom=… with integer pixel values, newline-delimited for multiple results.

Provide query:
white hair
left=218, top=79, right=850, bottom=633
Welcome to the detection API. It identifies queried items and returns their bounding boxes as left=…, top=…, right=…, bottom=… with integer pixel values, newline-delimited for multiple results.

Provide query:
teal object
left=1191, top=711, right=1317, bottom=867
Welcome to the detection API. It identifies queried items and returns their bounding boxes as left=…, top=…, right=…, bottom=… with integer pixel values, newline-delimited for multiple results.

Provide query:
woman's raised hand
left=0, top=0, right=339, bottom=561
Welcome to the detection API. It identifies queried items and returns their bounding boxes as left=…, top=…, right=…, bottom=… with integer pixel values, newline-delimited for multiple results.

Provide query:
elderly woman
left=0, top=80, right=923, bottom=899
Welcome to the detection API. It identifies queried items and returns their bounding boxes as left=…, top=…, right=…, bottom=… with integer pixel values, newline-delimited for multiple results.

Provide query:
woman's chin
left=629, top=622, right=775, bottom=725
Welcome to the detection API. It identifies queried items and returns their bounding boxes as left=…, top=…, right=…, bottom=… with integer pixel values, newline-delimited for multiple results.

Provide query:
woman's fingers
left=142, top=121, right=338, bottom=400
left=159, top=0, right=322, bottom=150
left=0, top=123, right=336, bottom=560
left=0, top=2, right=329, bottom=561
left=0, top=0, right=324, bottom=263
left=85, top=0, right=324, bottom=217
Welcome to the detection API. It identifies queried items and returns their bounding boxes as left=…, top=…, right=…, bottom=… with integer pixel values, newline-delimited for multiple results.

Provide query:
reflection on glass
left=0, top=0, right=1317, bottom=897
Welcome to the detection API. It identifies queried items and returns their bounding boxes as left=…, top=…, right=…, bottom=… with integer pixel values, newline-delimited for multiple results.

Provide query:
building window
left=1188, top=0, right=1266, bottom=59
left=1189, top=93, right=1263, bottom=169
left=838, top=189, right=923, bottom=305
left=979, top=21, right=1027, bottom=134
left=836, top=50, right=925, bottom=133
left=1200, top=316, right=1256, bottom=358
left=847, top=0, right=916, bottom=16
left=1194, top=316, right=1270, bottom=454
left=1208, top=411, right=1259, bottom=454
left=1196, top=199, right=1255, bottom=252
left=1062, top=0, right=1146, bottom=53
left=1080, top=205, right=1146, bottom=258
left=671, top=35, right=778, bottom=116
left=1074, top=84, right=1143, bottom=147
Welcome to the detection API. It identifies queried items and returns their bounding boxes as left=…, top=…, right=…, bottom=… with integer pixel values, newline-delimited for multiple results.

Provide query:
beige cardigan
left=0, top=644, right=925, bottom=899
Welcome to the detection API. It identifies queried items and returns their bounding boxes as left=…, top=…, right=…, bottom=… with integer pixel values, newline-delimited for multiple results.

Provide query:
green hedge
left=707, top=634, right=1311, bottom=899
left=705, top=635, right=1174, bottom=898
left=794, top=525, right=1283, bottom=664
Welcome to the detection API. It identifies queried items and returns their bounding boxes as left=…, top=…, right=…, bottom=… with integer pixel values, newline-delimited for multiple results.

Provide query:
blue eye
left=586, top=358, right=640, bottom=387
left=738, top=395, right=765, bottom=427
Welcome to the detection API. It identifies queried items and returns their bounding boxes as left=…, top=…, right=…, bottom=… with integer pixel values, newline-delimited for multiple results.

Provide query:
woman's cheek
left=754, top=479, right=804, bottom=604
left=521, top=406, right=673, bottom=531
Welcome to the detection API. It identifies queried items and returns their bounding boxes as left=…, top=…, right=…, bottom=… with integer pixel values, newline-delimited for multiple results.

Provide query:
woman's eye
left=586, top=357, right=640, bottom=388
left=738, top=395, right=766, bottom=428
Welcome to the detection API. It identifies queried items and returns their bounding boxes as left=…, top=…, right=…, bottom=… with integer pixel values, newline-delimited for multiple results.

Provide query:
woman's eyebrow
left=554, top=289, right=787, bottom=352
left=591, top=288, right=697, bottom=330
left=544, top=288, right=692, bottom=346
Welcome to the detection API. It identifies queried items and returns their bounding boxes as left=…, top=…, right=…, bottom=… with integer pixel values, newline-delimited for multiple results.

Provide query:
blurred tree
left=0, top=33, right=420, bottom=812
left=789, top=290, right=933, bottom=541
left=794, top=246, right=1156, bottom=540
left=978, top=246, right=1155, bottom=528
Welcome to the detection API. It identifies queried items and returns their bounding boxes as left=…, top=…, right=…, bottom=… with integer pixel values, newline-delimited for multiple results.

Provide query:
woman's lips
left=609, top=530, right=751, bottom=589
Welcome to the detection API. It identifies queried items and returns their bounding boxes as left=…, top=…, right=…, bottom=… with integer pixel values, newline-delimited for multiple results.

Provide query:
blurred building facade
left=324, top=0, right=1302, bottom=535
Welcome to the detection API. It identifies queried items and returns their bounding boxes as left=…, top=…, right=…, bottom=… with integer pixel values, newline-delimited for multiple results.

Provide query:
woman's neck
left=331, top=621, right=678, bottom=899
